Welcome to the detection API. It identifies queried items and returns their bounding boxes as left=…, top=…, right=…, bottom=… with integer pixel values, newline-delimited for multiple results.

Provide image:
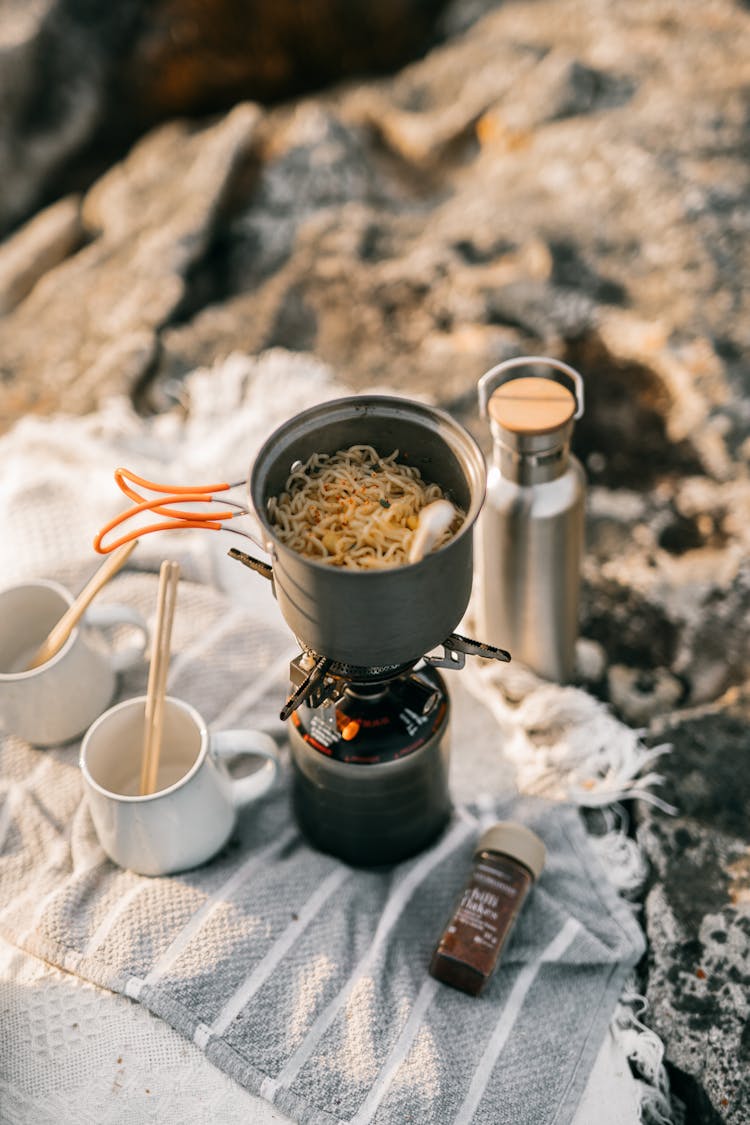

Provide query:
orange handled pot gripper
left=93, top=467, right=249, bottom=554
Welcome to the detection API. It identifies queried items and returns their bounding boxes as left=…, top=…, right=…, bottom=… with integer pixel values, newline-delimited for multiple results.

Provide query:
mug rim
left=0, top=578, right=80, bottom=679
left=79, top=694, right=209, bottom=804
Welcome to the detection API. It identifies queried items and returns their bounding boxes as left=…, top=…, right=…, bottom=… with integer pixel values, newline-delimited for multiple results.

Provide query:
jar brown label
left=429, top=852, right=534, bottom=995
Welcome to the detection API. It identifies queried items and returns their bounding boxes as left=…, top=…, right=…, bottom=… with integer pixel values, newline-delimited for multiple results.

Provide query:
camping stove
left=234, top=394, right=511, bottom=866
left=221, top=582, right=510, bottom=866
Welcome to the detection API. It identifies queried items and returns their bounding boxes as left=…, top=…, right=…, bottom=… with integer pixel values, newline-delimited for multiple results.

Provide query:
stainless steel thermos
left=475, top=356, right=586, bottom=683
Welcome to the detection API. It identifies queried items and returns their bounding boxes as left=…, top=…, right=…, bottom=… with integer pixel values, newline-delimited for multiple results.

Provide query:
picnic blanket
left=0, top=351, right=672, bottom=1125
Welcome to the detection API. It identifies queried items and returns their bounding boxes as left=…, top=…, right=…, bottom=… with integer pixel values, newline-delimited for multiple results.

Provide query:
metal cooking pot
left=249, top=395, right=486, bottom=667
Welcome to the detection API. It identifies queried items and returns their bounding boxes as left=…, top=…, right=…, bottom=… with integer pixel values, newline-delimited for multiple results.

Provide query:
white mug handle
left=211, top=730, right=280, bottom=806
left=85, top=603, right=149, bottom=672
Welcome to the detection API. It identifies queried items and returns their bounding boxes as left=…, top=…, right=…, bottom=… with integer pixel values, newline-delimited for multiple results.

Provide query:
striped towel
left=0, top=566, right=644, bottom=1125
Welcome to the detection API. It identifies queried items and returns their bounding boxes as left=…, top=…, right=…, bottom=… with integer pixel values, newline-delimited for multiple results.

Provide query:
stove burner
left=281, top=653, right=416, bottom=720
left=280, top=631, right=510, bottom=720
left=290, top=664, right=447, bottom=765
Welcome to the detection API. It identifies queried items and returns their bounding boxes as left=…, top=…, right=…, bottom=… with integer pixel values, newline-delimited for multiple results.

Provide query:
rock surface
left=0, top=195, right=84, bottom=316
left=0, top=0, right=143, bottom=234
left=639, top=698, right=750, bottom=1124
left=0, top=105, right=261, bottom=424
left=0, top=0, right=449, bottom=235
left=2, top=0, right=750, bottom=1121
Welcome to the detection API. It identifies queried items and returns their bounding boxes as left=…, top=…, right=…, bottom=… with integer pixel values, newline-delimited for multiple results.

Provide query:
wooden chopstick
left=25, top=539, right=139, bottom=670
left=139, top=560, right=180, bottom=796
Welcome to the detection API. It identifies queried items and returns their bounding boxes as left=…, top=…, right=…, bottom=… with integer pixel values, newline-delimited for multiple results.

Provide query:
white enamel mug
left=0, top=579, right=149, bottom=747
left=80, top=695, right=280, bottom=876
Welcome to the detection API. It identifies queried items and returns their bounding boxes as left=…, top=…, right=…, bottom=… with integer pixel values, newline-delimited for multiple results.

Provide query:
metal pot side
left=249, top=396, right=486, bottom=666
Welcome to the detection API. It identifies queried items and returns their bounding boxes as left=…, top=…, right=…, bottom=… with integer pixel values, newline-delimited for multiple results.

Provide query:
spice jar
left=429, top=821, right=546, bottom=996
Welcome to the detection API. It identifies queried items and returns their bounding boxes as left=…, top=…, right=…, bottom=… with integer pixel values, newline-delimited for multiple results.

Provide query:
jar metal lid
left=475, top=821, right=546, bottom=880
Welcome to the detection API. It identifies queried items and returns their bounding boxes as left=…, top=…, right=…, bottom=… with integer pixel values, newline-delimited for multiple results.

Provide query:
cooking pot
left=249, top=395, right=486, bottom=667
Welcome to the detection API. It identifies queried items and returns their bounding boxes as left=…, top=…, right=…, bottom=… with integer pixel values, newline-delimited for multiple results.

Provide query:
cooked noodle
left=267, top=444, right=464, bottom=569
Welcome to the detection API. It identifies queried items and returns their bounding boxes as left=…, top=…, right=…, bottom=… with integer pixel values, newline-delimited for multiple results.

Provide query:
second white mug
left=80, top=695, right=281, bottom=876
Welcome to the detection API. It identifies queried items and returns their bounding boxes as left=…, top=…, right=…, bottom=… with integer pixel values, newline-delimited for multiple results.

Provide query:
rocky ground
left=1, top=0, right=749, bottom=1120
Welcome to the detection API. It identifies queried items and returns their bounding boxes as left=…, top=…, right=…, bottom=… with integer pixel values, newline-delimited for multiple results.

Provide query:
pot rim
left=249, top=394, right=486, bottom=575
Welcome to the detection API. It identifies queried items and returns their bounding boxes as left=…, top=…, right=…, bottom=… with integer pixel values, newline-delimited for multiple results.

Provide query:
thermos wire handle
left=478, top=356, right=585, bottom=420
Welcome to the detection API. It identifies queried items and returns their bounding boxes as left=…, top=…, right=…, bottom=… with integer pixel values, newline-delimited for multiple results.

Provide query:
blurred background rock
left=1, top=1, right=748, bottom=1121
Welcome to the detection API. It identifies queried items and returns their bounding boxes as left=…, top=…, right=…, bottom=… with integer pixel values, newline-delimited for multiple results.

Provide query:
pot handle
left=227, top=547, right=274, bottom=582
left=478, top=355, right=584, bottom=420
left=93, top=467, right=270, bottom=555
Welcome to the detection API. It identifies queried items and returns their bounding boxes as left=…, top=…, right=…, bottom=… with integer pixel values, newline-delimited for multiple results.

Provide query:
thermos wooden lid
left=488, top=376, right=576, bottom=436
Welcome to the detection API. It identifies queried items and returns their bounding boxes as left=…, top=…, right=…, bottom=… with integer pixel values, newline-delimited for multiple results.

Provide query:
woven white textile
left=0, top=350, right=667, bottom=1125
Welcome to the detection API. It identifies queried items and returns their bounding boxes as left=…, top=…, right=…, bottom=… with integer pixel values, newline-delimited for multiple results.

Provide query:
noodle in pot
left=267, top=445, right=464, bottom=569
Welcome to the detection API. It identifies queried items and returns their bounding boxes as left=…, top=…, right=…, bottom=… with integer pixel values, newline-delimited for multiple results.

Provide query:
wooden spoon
left=25, top=539, right=139, bottom=670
